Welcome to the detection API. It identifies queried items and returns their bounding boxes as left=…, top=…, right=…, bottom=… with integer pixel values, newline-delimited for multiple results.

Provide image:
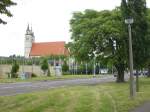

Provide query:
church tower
left=24, top=24, right=35, bottom=58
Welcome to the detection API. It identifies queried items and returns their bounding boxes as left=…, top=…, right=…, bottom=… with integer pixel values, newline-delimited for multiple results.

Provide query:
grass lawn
left=0, top=75, right=101, bottom=83
left=0, top=78, right=150, bottom=112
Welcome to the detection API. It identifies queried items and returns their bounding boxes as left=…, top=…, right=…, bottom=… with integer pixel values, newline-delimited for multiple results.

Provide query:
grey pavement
left=0, top=75, right=116, bottom=96
left=130, top=102, right=150, bottom=112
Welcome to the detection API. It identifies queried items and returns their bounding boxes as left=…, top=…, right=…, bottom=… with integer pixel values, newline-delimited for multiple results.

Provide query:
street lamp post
left=93, top=51, right=96, bottom=77
left=85, top=63, right=88, bottom=75
left=125, top=18, right=136, bottom=98
left=112, top=39, right=116, bottom=76
left=93, top=57, right=96, bottom=77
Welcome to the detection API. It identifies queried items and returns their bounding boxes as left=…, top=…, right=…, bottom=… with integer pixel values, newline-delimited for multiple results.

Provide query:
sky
left=0, top=0, right=150, bottom=57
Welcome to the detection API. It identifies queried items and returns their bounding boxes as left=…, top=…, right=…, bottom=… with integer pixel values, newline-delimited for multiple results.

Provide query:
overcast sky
left=0, top=0, right=150, bottom=57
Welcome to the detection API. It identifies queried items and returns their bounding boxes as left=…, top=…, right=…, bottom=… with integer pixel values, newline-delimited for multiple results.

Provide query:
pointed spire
left=30, top=24, right=34, bottom=36
left=26, top=24, right=30, bottom=31
left=31, top=24, right=33, bottom=33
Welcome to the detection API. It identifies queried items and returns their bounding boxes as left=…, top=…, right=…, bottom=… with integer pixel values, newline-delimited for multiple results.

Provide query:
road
left=130, top=102, right=150, bottom=112
left=0, top=76, right=116, bottom=96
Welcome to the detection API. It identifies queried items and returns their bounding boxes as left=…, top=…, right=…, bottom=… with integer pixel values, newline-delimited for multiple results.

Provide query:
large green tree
left=121, top=0, right=150, bottom=91
left=69, top=9, right=127, bottom=82
left=0, top=0, right=16, bottom=24
left=145, top=9, right=150, bottom=76
left=69, top=1, right=150, bottom=83
left=121, top=0, right=148, bottom=70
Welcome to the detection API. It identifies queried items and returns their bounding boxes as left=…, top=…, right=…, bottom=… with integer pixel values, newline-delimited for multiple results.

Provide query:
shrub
left=62, top=61, right=69, bottom=72
left=47, top=68, right=51, bottom=77
left=41, top=57, right=50, bottom=76
left=31, top=73, right=37, bottom=77
left=11, top=61, right=19, bottom=78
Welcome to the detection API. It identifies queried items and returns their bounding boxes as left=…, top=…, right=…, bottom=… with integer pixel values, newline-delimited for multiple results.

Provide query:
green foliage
left=47, top=68, right=51, bottom=77
left=78, top=64, right=85, bottom=74
left=69, top=9, right=126, bottom=82
left=40, top=57, right=51, bottom=77
left=47, top=55, right=67, bottom=61
left=62, top=61, right=69, bottom=72
left=0, top=0, right=17, bottom=24
left=41, top=58, right=49, bottom=75
left=11, top=60, right=19, bottom=78
left=121, top=0, right=149, bottom=70
left=69, top=1, right=150, bottom=82
left=31, top=73, right=37, bottom=77
left=0, top=57, right=41, bottom=65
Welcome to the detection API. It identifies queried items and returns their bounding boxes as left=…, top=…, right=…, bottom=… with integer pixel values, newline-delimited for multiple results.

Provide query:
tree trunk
left=148, top=65, right=150, bottom=77
left=136, top=70, right=139, bottom=92
left=115, top=64, right=125, bottom=83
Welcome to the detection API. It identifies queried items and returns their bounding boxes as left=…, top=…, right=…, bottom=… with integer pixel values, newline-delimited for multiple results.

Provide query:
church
left=24, top=25, right=69, bottom=58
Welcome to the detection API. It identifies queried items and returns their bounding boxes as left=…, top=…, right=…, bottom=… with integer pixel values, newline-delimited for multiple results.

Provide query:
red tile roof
left=29, top=41, right=69, bottom=57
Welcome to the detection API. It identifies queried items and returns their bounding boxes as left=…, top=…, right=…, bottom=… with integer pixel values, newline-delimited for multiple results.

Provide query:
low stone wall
left=0, top=65, right=11, bottom=78
left=0, top=64, right=45, bottom=78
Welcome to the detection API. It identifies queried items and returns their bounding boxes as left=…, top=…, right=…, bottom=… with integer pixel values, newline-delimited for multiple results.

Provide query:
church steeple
left=26, top=24, right=30, bottom=31
left=24, top=24, right=35, bottom=58
left=26, top=24, right=34, bottom=36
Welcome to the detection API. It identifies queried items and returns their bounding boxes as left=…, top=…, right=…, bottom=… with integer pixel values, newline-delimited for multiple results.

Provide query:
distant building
left=24, top=25, right=69, bottom=58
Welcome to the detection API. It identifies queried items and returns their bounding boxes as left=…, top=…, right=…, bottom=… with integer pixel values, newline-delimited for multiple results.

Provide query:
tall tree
left=145, top=9, right=150, bottom=76
left=69, top=9, right=127, bottom=82
left=0, top=0, right=16, bottom=24
left=121, top=0, right=149, bottom=91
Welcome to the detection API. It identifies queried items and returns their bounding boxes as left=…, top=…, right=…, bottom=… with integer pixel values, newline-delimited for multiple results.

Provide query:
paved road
left=0, top=76, right=116, bottom=96
left=130, top=102, right=150, bottom=112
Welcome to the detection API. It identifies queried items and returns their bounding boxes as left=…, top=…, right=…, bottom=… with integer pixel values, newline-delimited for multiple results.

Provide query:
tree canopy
left=69, top=9, right=127, bottom=82
left=121, top=0, right=149, bottom=70
left=0, top=0, right=16, bottom=24
left=69, top=1, right=150, bottom=82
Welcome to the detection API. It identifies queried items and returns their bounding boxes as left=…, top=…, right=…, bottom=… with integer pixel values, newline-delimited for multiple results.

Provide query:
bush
left=47, top=68, right=51, bottom=77
left=11, top=73, right=18, bottom=78
left=41, top=58, right=49, bottom=74
left=62, top=71, right=70, bottom=75
left=62, top=61, right=69, bottom=72
left=11, top=61, right=19, bottom=78
left=40, top=57, right=51, bottom=76
left=31, top=73, right=37, bottom=77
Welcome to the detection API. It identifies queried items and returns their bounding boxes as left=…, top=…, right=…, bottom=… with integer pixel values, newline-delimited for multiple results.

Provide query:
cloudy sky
left=0, top=0, right=150, bottom=57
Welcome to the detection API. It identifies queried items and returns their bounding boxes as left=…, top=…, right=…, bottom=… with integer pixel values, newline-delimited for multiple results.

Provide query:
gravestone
left=20, top=72, right=32, bottom=79
left=54, top=66, right=62, bottom=76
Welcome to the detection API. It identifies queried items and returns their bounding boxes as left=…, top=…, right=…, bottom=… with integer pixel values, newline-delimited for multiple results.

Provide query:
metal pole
left=112, top=65, right=113, bottom=76
left=76, top=62, right=77, bottom=75
left=73, top=61, right=75, bottom=75
left=93, top=57, right=96, bottom=77
left=22, top=58, right=24, bottom=73
left=31, top=58, right=33, bottom=73
left=86, top=63, right=88, bottom=75
left=128, top=24, right=135, bottom=98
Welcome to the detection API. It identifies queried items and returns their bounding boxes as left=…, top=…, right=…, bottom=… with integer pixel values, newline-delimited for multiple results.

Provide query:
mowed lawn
left=0, top=78, right=150, bottom=112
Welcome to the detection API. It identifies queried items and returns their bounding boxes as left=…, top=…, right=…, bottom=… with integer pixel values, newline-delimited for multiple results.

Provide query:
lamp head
left=125, top=18, right=134, bottom=24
